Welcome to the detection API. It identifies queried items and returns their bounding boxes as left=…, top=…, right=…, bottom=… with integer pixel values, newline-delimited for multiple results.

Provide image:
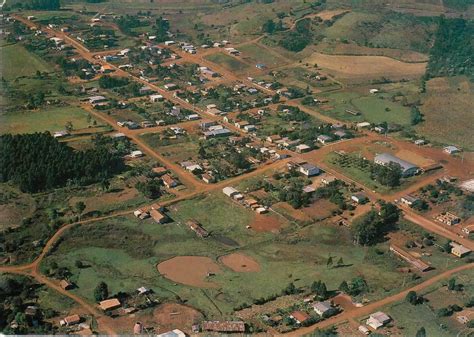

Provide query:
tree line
left=0, top=133, right=125, bottom=193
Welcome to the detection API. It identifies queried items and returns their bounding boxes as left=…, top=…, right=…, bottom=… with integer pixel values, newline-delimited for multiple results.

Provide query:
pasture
left=1, top=43, right=51, bottom=80
left=205, top=53, right=251, bottom=73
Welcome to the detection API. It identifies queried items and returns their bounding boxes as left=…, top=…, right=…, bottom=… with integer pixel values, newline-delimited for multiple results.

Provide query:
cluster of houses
left=223, top=187, right=268, bottom=215
left=200, top=119, right=232, bottom=139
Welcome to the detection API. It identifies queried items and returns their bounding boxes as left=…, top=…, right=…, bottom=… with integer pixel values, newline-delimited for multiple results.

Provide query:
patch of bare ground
left=219, top=253, right=260, bottom=272
left=157, top=256, right=221, bottom=288
left=250, top=214, right=282, bottom=233
left=110, top=303, right=203, bottom=335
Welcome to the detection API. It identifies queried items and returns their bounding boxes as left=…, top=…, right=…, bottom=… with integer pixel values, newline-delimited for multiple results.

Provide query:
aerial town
left=0, top=0, right=473, bottom=336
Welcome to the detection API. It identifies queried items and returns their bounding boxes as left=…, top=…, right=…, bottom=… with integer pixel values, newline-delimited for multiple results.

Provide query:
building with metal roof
left=374, top=153, right=419, bottom=177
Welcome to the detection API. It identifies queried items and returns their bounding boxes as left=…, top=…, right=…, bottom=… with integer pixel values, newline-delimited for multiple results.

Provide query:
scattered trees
left=94, top=282, right=109, bottom=302
left=352, top=202, right=400, bottom=245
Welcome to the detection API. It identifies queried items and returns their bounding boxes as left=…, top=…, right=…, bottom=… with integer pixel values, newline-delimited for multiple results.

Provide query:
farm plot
left=239, top=43, right=289, bottom=68
left=303, top=52, right=426, bottom=83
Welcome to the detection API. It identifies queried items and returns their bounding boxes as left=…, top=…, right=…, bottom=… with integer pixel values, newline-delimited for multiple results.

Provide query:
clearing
left=157, top=256, right=221, bottom=288
left=219, top=253, right=260, bottom=273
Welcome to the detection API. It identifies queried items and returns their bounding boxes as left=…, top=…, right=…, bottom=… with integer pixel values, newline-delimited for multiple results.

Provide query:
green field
left=40, top=191, right=463, bottom=319
left=239, top=43, right=289, bottom=68
left=1, top=44, right=51, bottom=80
left=375, top=269, right=474, bottom=337
left=0, top=106, right=92, bottom=134
left=205, top=53, right=251, bottom=73
left=318, top=90, right=412, bottom=125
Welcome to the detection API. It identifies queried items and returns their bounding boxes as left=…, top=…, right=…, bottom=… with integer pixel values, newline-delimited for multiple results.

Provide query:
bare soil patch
left=157, top=256, right=221, bottom=288
left=395, top=149, right=436, bottom=168
left=219, top=253, right=260, bottom=272
left=301, top=199, right=338, bottom=219
left=250, top=213, right=282, bottom=233
left=315, top=9, right=350, bottom=21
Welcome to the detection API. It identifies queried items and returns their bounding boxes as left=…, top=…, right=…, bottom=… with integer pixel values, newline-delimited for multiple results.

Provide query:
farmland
left=1, top=43, right=51, bottom=80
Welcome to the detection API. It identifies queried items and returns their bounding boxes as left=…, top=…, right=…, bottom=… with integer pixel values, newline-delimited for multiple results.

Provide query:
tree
left=339, top=280, right=350, bottom=293
left=311, top=280, right=328, bottom=300
left=336, top=257, right=344, bottom=268
left=75, top=201, right=86, bottom=220
left=65, top=121, right=73, bottom=132
left=415, top=328, right=426, bottom=337
left=447, top=278, right=456, bottom=291
left=94, top=282, right=108, bottom=302
left=326, top=256, right=333, bottom=269
left=262, top=19, right=276, bottom=34
left=406, top=291, right=418, bottom=305
left=75, top=260, right=84, bottom=268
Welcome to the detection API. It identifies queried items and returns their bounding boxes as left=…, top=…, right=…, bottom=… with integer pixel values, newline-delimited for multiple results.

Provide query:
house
left=200, top=120, right=217, bottom=130
left=133, top=209, right=150, bottom=219
left=374, top=126, right=385, bottom=134
left=164, top=40, right=175, bottom=46
left=450, top=242, right=471, bottom=258
left=164, top=83, right=178, bottom=90
left=156, top=329, right=187, bottom=337
left=321, top=175, right=337, bottom=185
left=414, top=139, right=426, bottom=146
left=290, top=311, right=310, bottom=324
left=223, top=187, right=239, bottom=198
left=317, top=135, right=332, bottom=144
left=59, top=279, right=74, bottom=290
left=267, top=135, right=282, bottom=143
left=202, top=173, right=215, bottom=184
left=299, top=163, right=320, bottom=177
left=235, top=120, right=249, bottom=129
left=358, top=325, right=370, bottom=335
left=139, top=86, right=153, bottom=95
left=444, top=146, right=460, bottom=154
left=129, top=150, right=144, bottom=158
left=295, top=144, right=311, bottom=153
left=53, top=130, right=69, bottom=138
left=256, top=63, right=266, bottom=70
left=374, top=153, right=419, bottom=177
left=25, top=306, right=38, bottom=316
left=203, top=128, right=231, bottom=139
left=351, top=193, right=369, bottom=204
left=201, top=321, right=245, bottom=333
left=152, top=166, right=168, bottom=175
left=60, top=314, right=81, bottom=327
left=99, top=298, right=121, bottom=311
left=256, top=207, right=268, bottom=214
left=462, top=224, right=474, bottom=235
left=401, top=195, right=419, bottom=206
left=366, top=311, right=391, bottom=330
left=88, top=95, right=107, bottom=105
left=150, top=94, right=164, bottom=102
left=243, top=124, right=256, bottom=132
left=334, top=130, right=348, bottom=138
left=435, top=212, right=461, bottom=226
left=390, top=245, right=431, bottom=272
left=187, top=114, right=200, bottom=121
left=181, top=161, right=202, bottom=172
left=312, top=302, right=333, bottom=316
left=150, top=209, right=167, bottom=224
left=356, top=122, right=371, bottom=129
left=162, top=174, right=178, bottom=188
left=187, top=220, right=209, bottom=238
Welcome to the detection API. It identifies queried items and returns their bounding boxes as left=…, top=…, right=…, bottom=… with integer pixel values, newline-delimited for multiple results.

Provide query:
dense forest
left=9, top=0, right=60, bottom=10
left=427, top=17, right=474, bottom=78
left=0, top=133, right=125, bottom=193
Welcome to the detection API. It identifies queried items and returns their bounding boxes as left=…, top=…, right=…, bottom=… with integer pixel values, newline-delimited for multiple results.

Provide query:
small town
left=0, top=0, right=473, bottom=336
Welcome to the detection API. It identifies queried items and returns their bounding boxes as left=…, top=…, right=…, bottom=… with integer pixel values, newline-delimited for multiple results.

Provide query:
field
left=303, top=52, right=426, bottom=83
left=372, top=269, right=474, bottom=337
left=40, top=189, right=465, bottom=320
left=316, top=89, right=414, bottom=125
left=0, top=106, right=93, bottom=134
left=417, top=76, right=474, bottom=150
left=1, top=43, right=51, bottom=80
left=205, top=53, right=251, bottom=73
left=238, top=43, right=289, bottom=68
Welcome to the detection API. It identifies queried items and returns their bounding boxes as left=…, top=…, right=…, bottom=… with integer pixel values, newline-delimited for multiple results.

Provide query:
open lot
left=303, top=53, right=426, bottom=83
left=205, top=53, right=251, bottom=73
left=1, top=43, right=51, bottom=80
left=0, top=106, right=93, bottom=134
left=417, top=76, right=474, bottom=150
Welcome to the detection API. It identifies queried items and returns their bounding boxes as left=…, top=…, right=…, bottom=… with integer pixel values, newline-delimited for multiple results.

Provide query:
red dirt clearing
left=157, top=256, right=221, bottom=288
left=250, top=214, right=282, bottom=232
left=219, top=253, right=260, bottom=272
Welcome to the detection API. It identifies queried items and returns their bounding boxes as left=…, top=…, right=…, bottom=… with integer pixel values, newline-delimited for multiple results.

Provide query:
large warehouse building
left=374, top=153, right=419, bottom=177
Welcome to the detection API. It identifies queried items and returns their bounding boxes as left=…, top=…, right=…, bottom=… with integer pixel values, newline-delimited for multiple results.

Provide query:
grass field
left=0, top=106, right=92, bottom=134
left=317, top=90, right=413, bottom=125
left=417, top=76, right=474, bottom=150
left=375, top=269, right=474, bottom=336
left=239, top=43, right=289, bottom=68
left=205, top=53, right=251, bottom=73
left=41, top=189, right=464, bottom=319
left=1, top=44, right=51, bottom=80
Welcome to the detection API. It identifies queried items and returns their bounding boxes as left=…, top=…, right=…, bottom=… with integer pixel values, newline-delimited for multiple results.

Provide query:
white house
left=150, top=94, right=164, bottom=102
left=299, top=163, right=320, bottom=177
left=366, top=312, right=391, bottom=330
left=223, top=187, right=239, bottom=198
